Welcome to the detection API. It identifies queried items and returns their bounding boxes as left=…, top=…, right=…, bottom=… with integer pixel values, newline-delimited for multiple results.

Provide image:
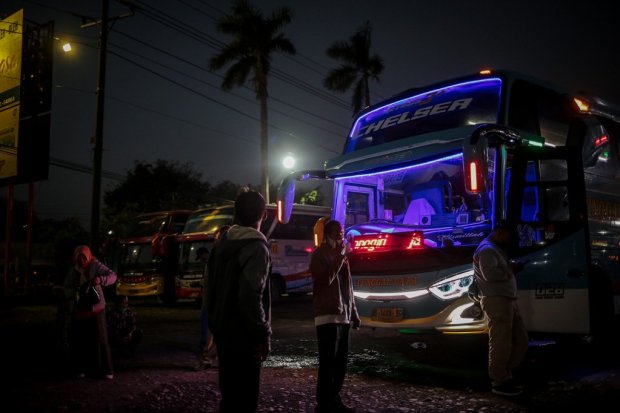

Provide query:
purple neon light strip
left=348, top=78, right=503, bottom=140
left=333, top=152, right=463, bottom=181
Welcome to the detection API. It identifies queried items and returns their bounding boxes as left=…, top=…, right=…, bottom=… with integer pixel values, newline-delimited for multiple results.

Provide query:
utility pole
left=90, top=0, right=108, bottom=252
left=81, top=0, right=132, bottom=251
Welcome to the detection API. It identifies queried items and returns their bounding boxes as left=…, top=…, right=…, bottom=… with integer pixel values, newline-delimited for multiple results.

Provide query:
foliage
left=207, top=180, right=247, bottom=205
left=323, top=20, right=384, bottom=115
left=209, top=0, right=296, bottom=203
left=103, top=160, right=211, bottom=232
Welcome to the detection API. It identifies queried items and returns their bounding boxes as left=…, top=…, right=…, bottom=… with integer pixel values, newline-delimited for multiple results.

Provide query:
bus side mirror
left=463, top=124, right=521, bottom=195
left=277, top=170, right=327, bottom=224
left=277, top=174, right=296, bottom=224
left=463, top=139, right=487, bottom=195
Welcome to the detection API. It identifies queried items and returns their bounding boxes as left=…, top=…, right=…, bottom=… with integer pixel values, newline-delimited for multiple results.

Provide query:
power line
left=49, top=156, right=125, bottom=181
left=129, top=0, right=351, bottom=109
left=110, top=31, right=348, bottom=135
left=106, top=49, right=341, bottom=155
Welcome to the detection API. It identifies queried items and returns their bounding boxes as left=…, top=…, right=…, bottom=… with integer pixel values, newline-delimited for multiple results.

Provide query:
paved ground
left=2, top=296, right=620, bottom=412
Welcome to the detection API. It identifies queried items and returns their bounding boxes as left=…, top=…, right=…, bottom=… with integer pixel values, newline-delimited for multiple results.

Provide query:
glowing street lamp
left=62, top=42, right=72, bottom=53
left=282, top=154, right=296, bottom=169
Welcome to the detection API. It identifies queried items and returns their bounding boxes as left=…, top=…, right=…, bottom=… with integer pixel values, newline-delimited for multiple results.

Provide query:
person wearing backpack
left=207, top=190, right=271, bottom=412
left=473, top=223, right=528, bottom=397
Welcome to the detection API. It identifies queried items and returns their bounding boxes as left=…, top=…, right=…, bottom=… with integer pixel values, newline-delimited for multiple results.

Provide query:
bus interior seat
left=402, top=181, right=452, bottom=225
left=402, top=198, right=436, bottom=225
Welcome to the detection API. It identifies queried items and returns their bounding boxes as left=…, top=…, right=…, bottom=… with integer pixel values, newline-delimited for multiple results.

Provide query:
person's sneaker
left=104, top=374, right=114, bottom=380
left=492, top=381, right=523, bottom=397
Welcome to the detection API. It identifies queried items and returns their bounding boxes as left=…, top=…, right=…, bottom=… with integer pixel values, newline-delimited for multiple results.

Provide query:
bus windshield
left=183, top=206, right=234, bottom=234
left=340, top=152, right=491, bottom=250
left=345, top=78, right=501, bottom=152
left=125, top=214, right=169, bottom=238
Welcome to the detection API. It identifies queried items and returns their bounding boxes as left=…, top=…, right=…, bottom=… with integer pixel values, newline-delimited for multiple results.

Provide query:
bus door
left=342, top=184, right=377, bottom=228
left=507, top=146, right=591, bottom=334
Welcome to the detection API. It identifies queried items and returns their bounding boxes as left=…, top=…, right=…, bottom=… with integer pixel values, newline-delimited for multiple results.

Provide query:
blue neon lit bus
left=278, top=70, right=620, bottom=339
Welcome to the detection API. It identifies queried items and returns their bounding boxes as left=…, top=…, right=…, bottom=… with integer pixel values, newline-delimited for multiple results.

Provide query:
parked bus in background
left=278, top=70, right=619, bottom=343
left=176, top=203, right=331, bottom=302
left=116, top=210, right=192, bottom=303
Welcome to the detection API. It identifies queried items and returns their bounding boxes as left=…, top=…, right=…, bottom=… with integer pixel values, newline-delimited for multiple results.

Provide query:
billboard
left=0, top=10, right=52, bottom=186
left=0, top=9, right=23, bottom=180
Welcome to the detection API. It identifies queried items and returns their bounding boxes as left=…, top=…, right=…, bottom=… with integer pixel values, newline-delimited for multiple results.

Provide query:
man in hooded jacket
left=208, top=190, right=271, bottom=413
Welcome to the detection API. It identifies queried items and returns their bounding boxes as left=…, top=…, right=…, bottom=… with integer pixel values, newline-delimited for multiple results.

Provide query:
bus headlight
left=428, top=270, right=474, bottom=300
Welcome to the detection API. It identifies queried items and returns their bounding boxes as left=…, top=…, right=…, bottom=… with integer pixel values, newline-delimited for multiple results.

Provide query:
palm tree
left=323, top=21, right=384, bottom=115
left=209, top=0, right=296, bottom=203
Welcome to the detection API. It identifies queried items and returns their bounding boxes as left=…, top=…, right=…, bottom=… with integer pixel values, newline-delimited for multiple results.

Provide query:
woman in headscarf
left=63, top=245, right=117, bottom=379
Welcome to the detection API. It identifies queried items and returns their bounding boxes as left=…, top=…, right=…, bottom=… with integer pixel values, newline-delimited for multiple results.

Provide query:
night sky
left=2, top=0, right=619, bottom=225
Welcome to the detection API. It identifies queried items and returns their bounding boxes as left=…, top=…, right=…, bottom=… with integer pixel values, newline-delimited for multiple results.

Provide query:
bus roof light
left=573, top=97, right=590, bottom=112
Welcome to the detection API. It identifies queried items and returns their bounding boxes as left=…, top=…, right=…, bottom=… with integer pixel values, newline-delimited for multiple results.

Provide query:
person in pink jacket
left=63, top=245, right=117, bottom=379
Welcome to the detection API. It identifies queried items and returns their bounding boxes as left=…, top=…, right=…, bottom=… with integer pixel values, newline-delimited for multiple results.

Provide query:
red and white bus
left=175, top=203, right=330, bottom=301
left=116, top=210, right=191, bottom=303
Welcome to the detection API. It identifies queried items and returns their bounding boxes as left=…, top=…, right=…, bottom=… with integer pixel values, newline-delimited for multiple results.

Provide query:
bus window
left=382, top=191, right=406, bottom=221
left=545, top=186, right=569, bottom=221
left=345, top=190, right=372, bottom=227
left=509, top=80, right=576, bottom=147
left=271, top=212, right=318, bottom=240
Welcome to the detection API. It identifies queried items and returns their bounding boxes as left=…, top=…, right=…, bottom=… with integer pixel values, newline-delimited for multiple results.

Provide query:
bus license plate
left=372, top=307, right=404, bottom=322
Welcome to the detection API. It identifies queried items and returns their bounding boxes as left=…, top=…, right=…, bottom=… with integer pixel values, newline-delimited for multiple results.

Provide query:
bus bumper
left=117, top=277, right=164, bottom=297
left=357, top=297, right=488, bottom=334
left=175, top=278, right=202, bottom=300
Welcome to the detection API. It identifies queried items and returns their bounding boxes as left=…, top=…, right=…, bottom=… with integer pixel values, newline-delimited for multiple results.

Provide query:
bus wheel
left=270, top=275, right=284, bottom=304
left=588, top=266, right=614, bottom=350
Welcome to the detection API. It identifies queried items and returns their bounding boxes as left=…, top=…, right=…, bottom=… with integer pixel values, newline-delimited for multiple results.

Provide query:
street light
left=282, top=154, right=296, bottom=170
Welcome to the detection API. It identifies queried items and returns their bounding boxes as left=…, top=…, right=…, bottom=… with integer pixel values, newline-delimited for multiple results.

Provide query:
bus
left=116, top=210, right=192, bottom=303
left=278, top=70, right=619, bottom=340
left=175, top=203, right=331, bottom=302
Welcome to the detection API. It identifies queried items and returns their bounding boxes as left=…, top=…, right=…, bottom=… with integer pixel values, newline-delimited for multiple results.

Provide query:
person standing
left=63, top=245, right=117, bottom=379
left=194, top=246, right=217, bottom=370
left=310, top=220, right=360, bottom=413
left=208, top=190, right=271, bottom=412
left=473, top=223, right=529, bottom=397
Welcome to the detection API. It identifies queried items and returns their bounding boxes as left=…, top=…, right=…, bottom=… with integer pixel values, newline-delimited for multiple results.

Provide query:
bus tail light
left=351, top=231, right=423, bottom=253
left=467, top=161, right=479, bottom=193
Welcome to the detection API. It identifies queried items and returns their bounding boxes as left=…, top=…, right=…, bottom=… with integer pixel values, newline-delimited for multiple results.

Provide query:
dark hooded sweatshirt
left=207, top=225, right=272, bottom=345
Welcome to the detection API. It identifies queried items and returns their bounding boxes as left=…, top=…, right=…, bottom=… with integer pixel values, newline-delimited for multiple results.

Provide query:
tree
left=103, top=160, right=211, bottom=235
left=323, top=21, right=384, bottom=115
left=209, top=0, right=296, bottom=204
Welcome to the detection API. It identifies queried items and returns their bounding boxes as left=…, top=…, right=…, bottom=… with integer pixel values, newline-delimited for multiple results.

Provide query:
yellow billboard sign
left=0, top=8, right=23, bottom=179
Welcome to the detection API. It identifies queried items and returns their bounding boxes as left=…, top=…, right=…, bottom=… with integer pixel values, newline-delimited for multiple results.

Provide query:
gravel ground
left=3, top=301, right=620, bottom=412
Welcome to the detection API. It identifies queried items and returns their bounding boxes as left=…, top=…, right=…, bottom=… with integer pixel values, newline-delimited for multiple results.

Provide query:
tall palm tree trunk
left=259, top=89, right=269, bottom=203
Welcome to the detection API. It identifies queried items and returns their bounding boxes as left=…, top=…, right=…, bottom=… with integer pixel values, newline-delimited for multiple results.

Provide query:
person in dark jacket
left=207, top=190, right=271, bottom=413
left=310, top=220, right=360, bottom=413
left=473, top=224, right=528, bottom=397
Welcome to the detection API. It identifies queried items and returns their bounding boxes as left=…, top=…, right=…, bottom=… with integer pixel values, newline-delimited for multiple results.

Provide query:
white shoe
left=104, top=374, right=114, bottom=380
